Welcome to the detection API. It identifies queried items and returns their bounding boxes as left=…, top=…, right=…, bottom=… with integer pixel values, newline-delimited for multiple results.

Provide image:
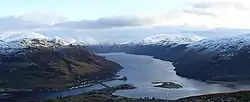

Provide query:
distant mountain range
left=122, top=34, right=203, bottom=46
left=88, top=34, right=250, bottom=82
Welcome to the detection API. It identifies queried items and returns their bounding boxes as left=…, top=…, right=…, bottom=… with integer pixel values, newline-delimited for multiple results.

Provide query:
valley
left=1, top=33, right=250, bottom=101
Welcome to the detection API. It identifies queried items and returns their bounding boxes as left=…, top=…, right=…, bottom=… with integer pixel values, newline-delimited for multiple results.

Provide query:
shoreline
left=0, top=75, right=127, bottom=101
left=29, top=85, right=250, bottom=102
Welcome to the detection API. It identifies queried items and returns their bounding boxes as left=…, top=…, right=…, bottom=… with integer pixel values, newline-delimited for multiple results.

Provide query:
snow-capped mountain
left=0, top=32, right=49, bottom=42
left=136, top=34, right=203, bottom=46
left=0, top=32, right=85, bottom=55
left=174, top=34, right=250, bottom=82
left=187, top=34, right=250, bottom=55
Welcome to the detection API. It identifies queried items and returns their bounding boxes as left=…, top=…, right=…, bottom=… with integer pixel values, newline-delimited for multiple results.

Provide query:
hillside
left=175, top=34, right=250, bottom=81
left=0, top=32, right=122, bottom=90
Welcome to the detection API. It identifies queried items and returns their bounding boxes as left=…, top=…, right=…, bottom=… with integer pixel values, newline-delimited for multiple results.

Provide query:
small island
left=152, top=82, right=182, bottom=89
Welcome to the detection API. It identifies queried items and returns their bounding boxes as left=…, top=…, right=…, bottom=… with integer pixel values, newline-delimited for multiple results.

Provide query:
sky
left=0, top=0, right=250, bottom=28
left=0, top=0, right=250, bottom=44
left=0, top=0, right=187, bottom=20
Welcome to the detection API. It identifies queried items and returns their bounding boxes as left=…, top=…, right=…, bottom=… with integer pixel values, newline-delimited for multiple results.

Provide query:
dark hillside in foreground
left=0, top=45, right=122, bottom=89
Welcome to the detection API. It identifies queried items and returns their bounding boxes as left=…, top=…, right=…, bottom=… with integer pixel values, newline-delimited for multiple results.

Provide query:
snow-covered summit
left=0, top=32, right=49, bottom=42
left=138, top=34, right=203, bottom=46
left=50, top=36, right=71, bottom=45
left=0, top=32, right=82, bottom=55
left=187, top=34, right=250, bottom=54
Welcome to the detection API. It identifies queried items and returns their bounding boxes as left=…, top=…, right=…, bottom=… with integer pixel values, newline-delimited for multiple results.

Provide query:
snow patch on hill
left=187, top=34, right=250, bottom=56
left=0, top=32, right=49, bottom=42
left=138, top=34, right=203, bottom=46
left=0, top=32, right=85, bottom=55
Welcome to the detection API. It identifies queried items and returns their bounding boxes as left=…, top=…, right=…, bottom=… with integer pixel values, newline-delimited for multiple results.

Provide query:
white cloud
left=170, top=0, right=250, bottom=28
left=0, top=11, right=67, bottom=31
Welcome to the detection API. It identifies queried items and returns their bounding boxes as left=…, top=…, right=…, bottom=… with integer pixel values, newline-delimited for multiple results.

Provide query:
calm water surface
left=100, top=53, right=250, bottom=100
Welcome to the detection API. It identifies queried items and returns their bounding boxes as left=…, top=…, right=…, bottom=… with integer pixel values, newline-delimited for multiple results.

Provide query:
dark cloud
left=55, top=16, right=154, bottom=29
left=0, top=15, right=156, bottom=30
left=184, top=1, right=250, bottom=17
left=0, top=16, right=49, bottom=31
left=192, top=2, right=249, bottom=10
left=192, top=3, right=213, bottom=9
left=182, top=9, right=217, bottom=17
